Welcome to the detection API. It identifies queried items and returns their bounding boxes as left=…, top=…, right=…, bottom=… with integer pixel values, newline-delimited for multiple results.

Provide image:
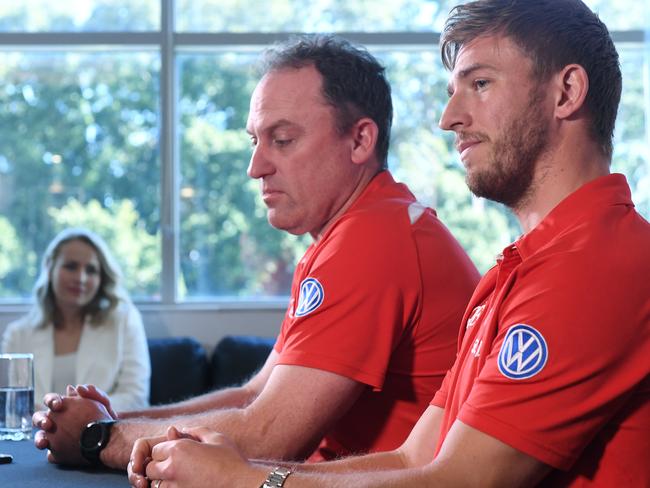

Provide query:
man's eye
left=474, top=79, right=489, bottom=90
left=249, top=137, right=258, bottom=147
left=273, top=139, right=292, bottom=147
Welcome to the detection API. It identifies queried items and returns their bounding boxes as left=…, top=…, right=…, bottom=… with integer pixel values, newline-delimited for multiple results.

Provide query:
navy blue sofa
left=147, top=335, right=275, bottom=406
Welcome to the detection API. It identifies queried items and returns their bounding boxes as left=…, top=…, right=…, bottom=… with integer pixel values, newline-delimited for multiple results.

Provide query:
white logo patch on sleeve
left=295, top=277, right=324, bottom=317
left=497, top=324, right=548, bottom=380
left=407, top=202, right=426, bottom=224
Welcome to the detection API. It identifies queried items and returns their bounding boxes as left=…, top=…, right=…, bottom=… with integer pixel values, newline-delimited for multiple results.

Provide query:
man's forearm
left=269, top=449, right=407, bottom=475
left=278, top=465, right=433, bottom=488
left=100, top=386, right=258, bottom=469
left=119, top=385, right=256, bottom=420
left=101, top=405, right=276, bottom=469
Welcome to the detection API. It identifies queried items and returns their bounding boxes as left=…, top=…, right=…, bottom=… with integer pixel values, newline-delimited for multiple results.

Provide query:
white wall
left=0, top=304, right=287, bottom=353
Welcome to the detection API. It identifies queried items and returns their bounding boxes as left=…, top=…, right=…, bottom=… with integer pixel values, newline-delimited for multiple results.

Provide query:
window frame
left=0, top=0, right=645, bottom=307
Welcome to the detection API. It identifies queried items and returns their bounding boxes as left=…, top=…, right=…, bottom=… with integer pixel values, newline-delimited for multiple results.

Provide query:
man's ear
left=350, top=117, right=379, bottom=165
left=554, top=64, right=589, bottom=120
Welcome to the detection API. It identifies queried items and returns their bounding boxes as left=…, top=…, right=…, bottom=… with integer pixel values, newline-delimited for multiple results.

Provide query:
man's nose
left=439, top=92, right=470, bottom=132
left=247, top=144, right=274, bottom=179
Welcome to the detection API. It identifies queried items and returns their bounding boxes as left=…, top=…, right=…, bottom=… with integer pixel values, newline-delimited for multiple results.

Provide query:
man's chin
left=268, top=213, right=294, bottom=231
left=466, top=179, right=529, bottom=209
left=465, top=175, right=504, bottom=204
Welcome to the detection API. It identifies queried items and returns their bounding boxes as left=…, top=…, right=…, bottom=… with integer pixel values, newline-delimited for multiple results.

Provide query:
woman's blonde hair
left=30, top=227, right=129, bottom=328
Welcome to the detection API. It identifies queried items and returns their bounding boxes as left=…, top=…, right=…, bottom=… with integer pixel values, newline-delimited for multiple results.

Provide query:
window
left=0, top=1, right=648, bottom=302
left=0, top=1, right=159, bottom=32
left=0, top=50, right=160, bottom=298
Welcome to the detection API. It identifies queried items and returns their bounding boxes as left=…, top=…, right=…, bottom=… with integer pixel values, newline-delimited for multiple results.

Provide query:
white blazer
left=1, top=301, right=150, bottom=411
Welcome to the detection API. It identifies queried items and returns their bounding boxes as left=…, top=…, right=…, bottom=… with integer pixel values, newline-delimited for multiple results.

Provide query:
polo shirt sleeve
left=458, top=256, right=649, bottom=470
left=430, top=362, right=456, bottom=408
left=276, top=215, right=421, bottom=391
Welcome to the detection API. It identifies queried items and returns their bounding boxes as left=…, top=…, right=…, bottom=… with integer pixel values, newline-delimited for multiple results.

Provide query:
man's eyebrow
left=458, top=62, right=497, bottom=79
left=246, top=119, right=296, bottom=136
left=447, top=62, right=497, bottom=95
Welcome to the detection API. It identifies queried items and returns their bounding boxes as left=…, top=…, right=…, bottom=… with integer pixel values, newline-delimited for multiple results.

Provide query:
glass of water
left=0, top=354, right=34, bottom=441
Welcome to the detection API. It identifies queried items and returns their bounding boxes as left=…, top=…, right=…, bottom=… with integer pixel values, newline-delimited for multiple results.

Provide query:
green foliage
left=178, top=54, right=308, bottom=297
left=0, top=0, right=647, bottom=299
left=611, top=46, right=650, bottom=218
left=0, top=217, right=29, bottom=296
left=0, top=0, right=158, bottom=32
left=0, top=51, right=160, bottom=298
left=175, top=0, right=460, bottom=32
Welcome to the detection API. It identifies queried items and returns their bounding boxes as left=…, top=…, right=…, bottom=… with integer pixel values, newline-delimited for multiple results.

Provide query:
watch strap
left=260, top=466, right=292, bottom=488
left=80, top=419, right=116, bottom=466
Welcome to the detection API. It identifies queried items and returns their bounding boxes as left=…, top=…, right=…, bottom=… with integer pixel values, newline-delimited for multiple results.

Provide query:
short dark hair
left=441, top=0, right=621, bottom=160
left=259, top=34, right=393, bottom=168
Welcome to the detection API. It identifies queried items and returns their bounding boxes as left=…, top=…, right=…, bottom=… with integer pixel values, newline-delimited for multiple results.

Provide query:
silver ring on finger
left=152, top=480, right=163, bottom=488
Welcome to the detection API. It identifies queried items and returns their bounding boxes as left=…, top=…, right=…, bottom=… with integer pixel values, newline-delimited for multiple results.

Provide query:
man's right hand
left=32, top=387, right=115, bottom=465
left=72, top=384, right=118, bottom=418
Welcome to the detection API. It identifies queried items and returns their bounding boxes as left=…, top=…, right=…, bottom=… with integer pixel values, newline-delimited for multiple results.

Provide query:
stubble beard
left=465, top=89, right=549, bottom=210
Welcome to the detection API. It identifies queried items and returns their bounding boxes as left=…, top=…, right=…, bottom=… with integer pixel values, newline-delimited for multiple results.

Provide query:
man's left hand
left=39, top=392, right=114, bottom=465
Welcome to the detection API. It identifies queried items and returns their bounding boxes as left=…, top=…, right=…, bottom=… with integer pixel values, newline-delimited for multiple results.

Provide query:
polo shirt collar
left=515, top=173, right=633, bottom=260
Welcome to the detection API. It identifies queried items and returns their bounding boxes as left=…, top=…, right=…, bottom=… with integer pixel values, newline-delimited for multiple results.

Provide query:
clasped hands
left=128, top=425, right=251, bottom=488
left=32, top=385, right=254, bottom=487
left=32, top=384, right=116, bottom=465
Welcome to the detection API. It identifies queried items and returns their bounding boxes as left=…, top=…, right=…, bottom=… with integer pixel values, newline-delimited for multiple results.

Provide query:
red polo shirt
left=432, top=174, right=650, bottom=486
left=276, top=171, right=479, bottom=460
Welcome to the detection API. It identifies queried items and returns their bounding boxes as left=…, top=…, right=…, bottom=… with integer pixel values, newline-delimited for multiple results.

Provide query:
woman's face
left=50, top=239, right=102, bottom=312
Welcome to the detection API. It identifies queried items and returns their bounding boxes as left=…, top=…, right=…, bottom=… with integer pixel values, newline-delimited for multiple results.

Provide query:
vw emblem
left=295, top=278, right=324, bottom=317
left=497, top=324, right=548, bottom=380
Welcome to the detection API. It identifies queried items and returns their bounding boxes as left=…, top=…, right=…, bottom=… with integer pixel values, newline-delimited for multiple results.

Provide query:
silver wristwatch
left=260, top=466, right=292, bottom=488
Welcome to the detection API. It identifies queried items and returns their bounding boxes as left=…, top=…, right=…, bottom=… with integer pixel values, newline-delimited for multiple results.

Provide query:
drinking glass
left=0, top=354, right=34, bottom=441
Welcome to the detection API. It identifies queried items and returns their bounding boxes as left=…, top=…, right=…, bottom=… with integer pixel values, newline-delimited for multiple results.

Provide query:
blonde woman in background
left=1, top=227, right=150, bottom=411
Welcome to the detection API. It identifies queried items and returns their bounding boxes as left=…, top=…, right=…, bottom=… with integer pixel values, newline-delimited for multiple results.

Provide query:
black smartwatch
left=79, top=420, right=117, bottom=466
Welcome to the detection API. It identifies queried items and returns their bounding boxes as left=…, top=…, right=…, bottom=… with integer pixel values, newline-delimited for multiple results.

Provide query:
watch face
left=81, top=423, right=103, bottom=449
